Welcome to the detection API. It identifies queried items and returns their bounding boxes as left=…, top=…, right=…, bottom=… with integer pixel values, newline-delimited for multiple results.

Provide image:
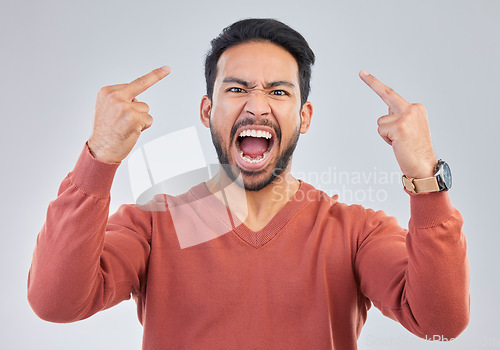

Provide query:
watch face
left=436, top=160, right=452, bottom=191
left=442, top=162, right=452, bottom=190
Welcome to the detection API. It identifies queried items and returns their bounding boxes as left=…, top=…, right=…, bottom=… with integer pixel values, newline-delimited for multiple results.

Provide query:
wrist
left=402, top=159, right=452, bottom=193
left=403, top=157, right=438, bottom=179
left=71, top=143, right=121, bottom=197
left=87, top=140, right=121, bottom=164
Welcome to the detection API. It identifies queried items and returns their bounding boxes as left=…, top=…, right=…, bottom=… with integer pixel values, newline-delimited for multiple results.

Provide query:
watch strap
left=402, top=175, right=441, bottom=193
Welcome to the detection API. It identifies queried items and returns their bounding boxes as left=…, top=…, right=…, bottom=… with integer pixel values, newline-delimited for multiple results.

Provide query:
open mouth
left=235, top=127, right=275, bottom=167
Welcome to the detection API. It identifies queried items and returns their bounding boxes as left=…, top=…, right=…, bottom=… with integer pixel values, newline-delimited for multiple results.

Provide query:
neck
left=205, top=167, right=300, bottom=231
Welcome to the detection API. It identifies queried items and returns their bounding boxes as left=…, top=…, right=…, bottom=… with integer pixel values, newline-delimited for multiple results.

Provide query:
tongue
left=239, top=137, right=268, bottom=158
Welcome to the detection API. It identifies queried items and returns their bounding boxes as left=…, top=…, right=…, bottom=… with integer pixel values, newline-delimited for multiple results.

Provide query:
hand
left=359, top=70, right=437, bottom=179
left=88, top=66, right=171, bottom=163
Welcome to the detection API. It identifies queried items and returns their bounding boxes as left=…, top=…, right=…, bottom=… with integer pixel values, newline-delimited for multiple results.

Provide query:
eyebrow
left=222, top=77, right=296, bottom=89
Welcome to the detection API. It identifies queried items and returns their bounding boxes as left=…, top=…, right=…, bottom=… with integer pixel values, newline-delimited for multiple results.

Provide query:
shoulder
left=298, top=180, right=373, bottom=216
left=298, top=180, right=398, bottom=233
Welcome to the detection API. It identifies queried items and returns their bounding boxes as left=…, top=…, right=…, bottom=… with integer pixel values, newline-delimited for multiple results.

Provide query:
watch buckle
left=402, top=175, right=417, bottom=193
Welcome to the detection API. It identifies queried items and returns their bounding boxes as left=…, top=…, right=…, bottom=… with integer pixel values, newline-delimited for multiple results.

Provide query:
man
left=28, top=18, right=470, bottom=349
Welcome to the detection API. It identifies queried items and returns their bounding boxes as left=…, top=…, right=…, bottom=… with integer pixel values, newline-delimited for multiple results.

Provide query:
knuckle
left=396, top=121, right=406, bottom=133
left=408, top=104, right=418, bottom=112
left=135, top=75, right=148, bottom=87
left=397, top=116, right=411, bottom=134
left=384, top=87, right=395, bottom=96
left=413, top=103, right=426, bottom=112
left=98, top=86, right=112, bottom=97
left=136, top=102, right=150, bottom=113
left=108, top=90, right=122, bottom=102
left=407, top=103, right=425, bottom=118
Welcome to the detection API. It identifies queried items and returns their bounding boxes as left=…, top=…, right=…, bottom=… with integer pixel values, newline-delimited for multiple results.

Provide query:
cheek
left=270, top=97, right=301, bottom=115
left=212, top=98, right=244, bottom=122
left=210, top=104, right=239, bottom=145
left=272, top=103, right=302, bottom=130
left=211, top=101, right=247, bottom=139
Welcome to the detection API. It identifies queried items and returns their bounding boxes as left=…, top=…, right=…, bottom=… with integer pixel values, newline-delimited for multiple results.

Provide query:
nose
left=244, top=90, right=271, bottom=117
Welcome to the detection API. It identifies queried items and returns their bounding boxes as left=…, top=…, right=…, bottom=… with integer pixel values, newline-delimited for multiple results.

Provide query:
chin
left=218, top=162, right=273, bottom=192
left=240, top=170, right=276, bottom=191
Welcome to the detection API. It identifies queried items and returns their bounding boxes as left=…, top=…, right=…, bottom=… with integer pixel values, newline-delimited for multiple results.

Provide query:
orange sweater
left=28, top=144, right=470, bottom=349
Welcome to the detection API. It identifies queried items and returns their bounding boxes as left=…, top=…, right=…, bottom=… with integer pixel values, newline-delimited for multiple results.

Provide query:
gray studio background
left=1, top=0, right=498, bottom=349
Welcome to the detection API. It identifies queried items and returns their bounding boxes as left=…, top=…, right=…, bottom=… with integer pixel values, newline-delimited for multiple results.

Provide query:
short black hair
left=205, top=18, right=315, bottom=107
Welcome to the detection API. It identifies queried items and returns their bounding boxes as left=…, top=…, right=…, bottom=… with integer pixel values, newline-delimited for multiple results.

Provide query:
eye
left=270, top=90, right=289, bottom=96
left=227, top=87, right=246, bottom=93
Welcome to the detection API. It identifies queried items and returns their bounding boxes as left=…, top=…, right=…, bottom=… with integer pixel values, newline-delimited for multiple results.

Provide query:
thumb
left=141, top=114, right=154, bottom=132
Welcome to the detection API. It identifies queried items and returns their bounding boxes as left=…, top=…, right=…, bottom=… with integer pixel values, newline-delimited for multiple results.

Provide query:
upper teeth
left=238, top=129, right=272, bottom=139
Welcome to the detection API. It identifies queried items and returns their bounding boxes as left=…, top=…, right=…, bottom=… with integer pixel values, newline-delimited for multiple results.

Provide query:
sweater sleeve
left=27, top=143, right=152, bottom=323
left=354, top=191, right=470, bottom=339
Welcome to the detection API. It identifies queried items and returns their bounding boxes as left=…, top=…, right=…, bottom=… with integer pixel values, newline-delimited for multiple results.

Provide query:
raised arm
left=28, top=67, right=170, bottom=322
left=355, top=71, right=470, bottom=339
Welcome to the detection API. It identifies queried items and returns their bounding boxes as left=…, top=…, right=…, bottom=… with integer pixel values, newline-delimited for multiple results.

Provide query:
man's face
left=201, top=41, right=312, bottom=191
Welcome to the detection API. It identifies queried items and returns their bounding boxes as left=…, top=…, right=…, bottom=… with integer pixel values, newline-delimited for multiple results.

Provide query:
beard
left=210, top=117, right=300, bottom=192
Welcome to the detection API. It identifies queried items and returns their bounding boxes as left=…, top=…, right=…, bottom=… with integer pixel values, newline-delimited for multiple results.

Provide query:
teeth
left=238, top=129, right=272, bottom=139
left=236, top=129, right=273, bottom=164
left=239, top=150, right=268, bottom=163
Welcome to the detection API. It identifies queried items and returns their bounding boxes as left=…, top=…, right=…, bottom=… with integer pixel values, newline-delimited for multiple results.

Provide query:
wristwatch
left=402, top=159, right=452, bottom=193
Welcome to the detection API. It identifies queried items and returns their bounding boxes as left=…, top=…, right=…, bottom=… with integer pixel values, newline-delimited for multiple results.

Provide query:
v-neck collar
left=188, top=180, right=314, bottom=248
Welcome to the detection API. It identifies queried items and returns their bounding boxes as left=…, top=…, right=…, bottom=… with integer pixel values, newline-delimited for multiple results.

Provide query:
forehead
left=216, top=41, right=299, bottom=84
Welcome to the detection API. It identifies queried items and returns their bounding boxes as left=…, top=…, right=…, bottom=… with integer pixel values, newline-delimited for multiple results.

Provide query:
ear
left=200, top=95, right=212, bottom=128
left=299, top=101, right=313, bottom=134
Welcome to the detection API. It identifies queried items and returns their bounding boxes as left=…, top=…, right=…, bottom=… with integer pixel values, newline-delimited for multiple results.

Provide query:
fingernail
left=360, top=70, right=369, bottom=77
left=161, top=66, right=171, bottom=73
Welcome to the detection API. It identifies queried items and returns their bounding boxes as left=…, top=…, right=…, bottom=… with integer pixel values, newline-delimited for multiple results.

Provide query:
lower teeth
left=240, top=151, right=266, bottom=163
